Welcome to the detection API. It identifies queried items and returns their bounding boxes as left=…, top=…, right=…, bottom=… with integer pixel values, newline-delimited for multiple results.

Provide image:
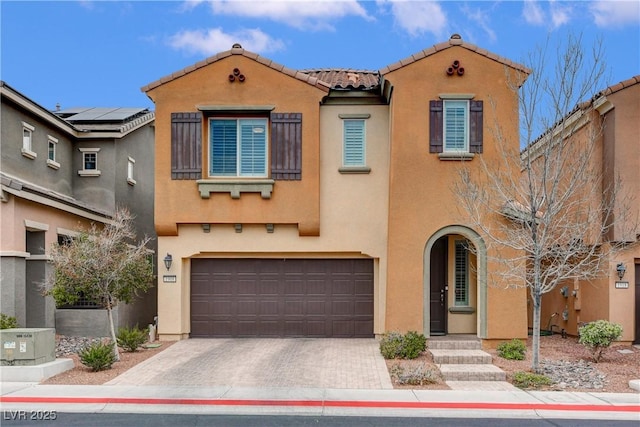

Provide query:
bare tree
left=455, top=33, right=632, bottom=371
left=45, top=208, right=154, bottom=361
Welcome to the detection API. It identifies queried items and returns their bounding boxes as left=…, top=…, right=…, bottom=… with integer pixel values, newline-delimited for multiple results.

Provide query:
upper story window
left=47, top=135, right=60, bottom=169
left=429, top=97, right=483, bottom=159
left=21, top=121, right=36, bottom=159
left=343, top=120, right=365, bottom=166
left=127, top=157, right=136, bottom=185
left=339, top=114, right=371, bottom=174
left=78, top=147, right=101, bottom=176
left=444, top=100, right=468, bottom=152
left=209, top=118, right=268, bottom=178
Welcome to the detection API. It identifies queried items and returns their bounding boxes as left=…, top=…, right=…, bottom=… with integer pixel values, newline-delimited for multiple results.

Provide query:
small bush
left=380, top=332, right=404, bottom=359
left=0, top=313, right=18, bottom=329
left=78, top=341, right=117, bottom=371
left=497, top=339, right=526, bottom=360
left=117, top=325, right=147, bottom=352
left=402, top=331, right=427, bottom=359
left=578, top=320, right=623, bottom=362
left=390, top=362, right=441, bottom=386
left=379, top=331, right=427, bottom=360
left=512, top=371, right=552, bottom=389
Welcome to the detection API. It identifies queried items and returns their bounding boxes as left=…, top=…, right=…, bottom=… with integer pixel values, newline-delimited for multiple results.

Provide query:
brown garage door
left=190, top=258, right=374, bottom=338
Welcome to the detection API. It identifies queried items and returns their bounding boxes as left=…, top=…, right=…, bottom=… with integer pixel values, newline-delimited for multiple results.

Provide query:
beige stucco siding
left=156, top=104, right=391, bottom=339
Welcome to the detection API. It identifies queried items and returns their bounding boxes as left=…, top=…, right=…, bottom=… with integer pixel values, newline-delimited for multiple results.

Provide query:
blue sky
left=1, top=1, right=638, bottom=111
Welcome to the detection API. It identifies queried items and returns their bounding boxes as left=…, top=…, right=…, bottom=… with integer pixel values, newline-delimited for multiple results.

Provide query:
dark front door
left=190, top=258, right=374, bottom=338
left=635, top=264, right=640, bottom=344
left=430, top=236, right=448, bottom=335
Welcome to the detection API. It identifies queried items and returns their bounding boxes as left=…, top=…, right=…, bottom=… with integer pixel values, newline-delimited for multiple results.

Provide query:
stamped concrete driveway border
left=107, top=338, right=393, bottom=390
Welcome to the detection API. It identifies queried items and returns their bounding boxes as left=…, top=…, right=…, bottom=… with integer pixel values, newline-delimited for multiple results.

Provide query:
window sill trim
left=78, top=170, right=101, bottom=177
left=448, top=306, right=476, bottom=314
left=197, top=179, right=275, bottom=199
left=438, top=152, right=475, bottom=161
left=21, top=148, right=37, bottom=159
left=46, top=159, right=61, bottom=170
left=338, top=166, right=371, bottom=174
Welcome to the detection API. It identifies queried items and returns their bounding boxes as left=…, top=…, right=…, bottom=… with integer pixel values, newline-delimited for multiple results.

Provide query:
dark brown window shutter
left=429, top=100, right=443, bottom=153
left=469, top=100, right=483, bottom=153
left=271, top=112, right=302, bottom=180
left=171, top=112, right=202, bottom=180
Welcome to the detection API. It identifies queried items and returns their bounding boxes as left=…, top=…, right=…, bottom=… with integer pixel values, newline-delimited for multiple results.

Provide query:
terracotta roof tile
left=602, top=75, right=640, bottom=96
left=379, top=34, right=530, bottom=76
left=141, top=44, right=330, bottom=93
left=298, top=69, right=381, bottom=90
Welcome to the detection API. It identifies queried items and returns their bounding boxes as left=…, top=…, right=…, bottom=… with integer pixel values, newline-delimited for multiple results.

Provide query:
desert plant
left=379, top=332, right=404, bottom=359
left=78, top=341, right=117, bottom=371
left=0, top=313, right=18, bottom=329
left=116, top=324, right=148, bottom=352
left=578, top=320, right=623, bottom=362
left=390, top=362, right=440, bottom=386
left=402, top=331, right=427, bottom=359
left=512, top=371, right=552, bottom=389
left=380, top=331, right=427, bottom=360
left=497, top=339, right=526, bottom=360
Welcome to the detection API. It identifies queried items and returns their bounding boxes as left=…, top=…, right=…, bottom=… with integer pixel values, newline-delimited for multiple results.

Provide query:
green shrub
left=578, top=320, right=623, bottom=362
left=117, top=325, right=147, bottom=352
left=379, top=331, right=427, bottom=360
left=78, top=341, right=117, bottom=371
left=512, top=371, right=552, bottom=389
left=380, top=332, right=404, bottom=359
left=390, top=362, right=441, bottom=386
left=0, top=313, right=18, bottom=329
left=497, top=339, right=526, bottom=360
left=402, top=331, right=427, bottom=359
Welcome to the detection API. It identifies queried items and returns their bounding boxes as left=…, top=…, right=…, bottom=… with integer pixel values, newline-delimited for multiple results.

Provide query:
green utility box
left=1, top=328, right=55, bottom=366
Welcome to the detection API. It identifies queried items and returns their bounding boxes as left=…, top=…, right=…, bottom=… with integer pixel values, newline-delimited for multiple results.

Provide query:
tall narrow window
left=343, top=120, right=365, bottom=167
left=454, top=240, right=469, bottom=306
left=444, top=100, right=468, bottom=152
left=21, top=122, right=36, bottom=159
left=84, top=152, right=97, bottom=170
left=127, top=157, right=136, bottom=185
left=47, top=135, right=60, bottom=169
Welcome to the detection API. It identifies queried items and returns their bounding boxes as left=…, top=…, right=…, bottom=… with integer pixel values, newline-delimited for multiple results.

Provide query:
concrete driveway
left=107, top=338, right=393, bottom=389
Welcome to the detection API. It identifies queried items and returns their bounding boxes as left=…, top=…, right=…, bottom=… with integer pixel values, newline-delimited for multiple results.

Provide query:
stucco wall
left=155, top=102, right=391, bottom=339
left=383, top=45, right=527, bottom=338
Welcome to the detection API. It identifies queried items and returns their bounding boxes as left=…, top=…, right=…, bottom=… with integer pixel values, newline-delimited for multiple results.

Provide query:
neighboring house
left=0, top=81, right=157, bottom=336
left=534, top=76, right=640, bottom=344
left=142, top=35, right=531, bottom=345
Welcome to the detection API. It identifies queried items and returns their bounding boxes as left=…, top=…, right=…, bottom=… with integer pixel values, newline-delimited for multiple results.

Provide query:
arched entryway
left=423, top=225, right=487, bottom=338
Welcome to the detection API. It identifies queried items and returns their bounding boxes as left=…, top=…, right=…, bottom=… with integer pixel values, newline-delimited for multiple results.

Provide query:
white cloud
left=168, top=27, right=286, bottom=56
left=204, top=0, right=372, bottom=31
left=590, top=0, right=640, bottom=28
left=523, top=0, right=545, bottom=25
left=522, top=0, right=573, bottom=29
left=377, top=0, right=447, bottom=38
left=461, top=4, right=497, bottom=43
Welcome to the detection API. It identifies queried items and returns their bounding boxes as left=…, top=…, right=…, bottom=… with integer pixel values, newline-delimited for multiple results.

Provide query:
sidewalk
left=1, top=382, right=638, bottom=421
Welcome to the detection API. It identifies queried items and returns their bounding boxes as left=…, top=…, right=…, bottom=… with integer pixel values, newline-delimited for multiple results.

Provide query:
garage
left=190, top=258, right=374, bottom=338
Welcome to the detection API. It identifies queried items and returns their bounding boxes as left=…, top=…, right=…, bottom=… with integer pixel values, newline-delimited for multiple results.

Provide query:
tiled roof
left=141, top=44, right=331, bottom=94
left=600, top=75, right=640, bottom=97
left=379, top=34, right=531, bottom=76
left=299, top=69, right=381, bottom=90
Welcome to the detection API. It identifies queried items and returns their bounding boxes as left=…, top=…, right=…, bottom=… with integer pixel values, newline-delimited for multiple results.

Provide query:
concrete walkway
left=106, top=338, right=393, bottom=389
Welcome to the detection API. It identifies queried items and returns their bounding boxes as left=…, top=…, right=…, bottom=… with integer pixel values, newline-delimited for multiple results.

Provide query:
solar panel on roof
left=63, top=107, right=148, bottom=122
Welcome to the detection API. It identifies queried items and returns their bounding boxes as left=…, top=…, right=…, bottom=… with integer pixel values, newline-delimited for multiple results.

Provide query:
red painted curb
left=1, top=396, right=639, bottom=413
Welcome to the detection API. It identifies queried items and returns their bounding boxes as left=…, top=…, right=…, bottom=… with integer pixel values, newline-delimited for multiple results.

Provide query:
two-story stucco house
left=0, top=81, right=157, bottom=336
left=143, top=35, right=531, bottom=346
left=534, top=76, right=640, bottom=344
